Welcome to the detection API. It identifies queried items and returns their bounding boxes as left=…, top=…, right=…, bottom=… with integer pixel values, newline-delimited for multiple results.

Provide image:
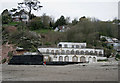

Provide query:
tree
left=72, top=18, right=78, bottom=25
left=116, top=54, right=120, bottom=59
left=1, top=9, right=12, bottom=24
left=79, top=16, right=91, bottom=22
left=55, top=15, right=66, bottom=27
left=28, top=17, right=44, bottom=30
left=40, top=13, right=53, bottom=29
left=112, top=17, right=120, bottom=24
left=18, top=0, right=43, bottom=20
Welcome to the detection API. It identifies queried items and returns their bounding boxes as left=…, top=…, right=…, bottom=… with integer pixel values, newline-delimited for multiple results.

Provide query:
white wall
left=97, top=57, right=107, bottom=60
left=57, top=42, right=87, bottom=48
left=49, top=55, right=97, bottom=63
left=21, top=14, right=29, bottom=22
left=38, top=48, right=104, bottom=55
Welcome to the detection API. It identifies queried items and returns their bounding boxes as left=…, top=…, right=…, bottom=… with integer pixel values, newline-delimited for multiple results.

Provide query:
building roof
left=16, top=47, right=29, bottom=51
left=58, top=42, right=86, bottom=45
left=12, top=10, right=28, bottom=16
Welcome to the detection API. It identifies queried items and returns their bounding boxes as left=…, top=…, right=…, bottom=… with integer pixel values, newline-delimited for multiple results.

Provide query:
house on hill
left=12, top=10, right=29, bottom=22
left=54, top=26, right=70, bottom=32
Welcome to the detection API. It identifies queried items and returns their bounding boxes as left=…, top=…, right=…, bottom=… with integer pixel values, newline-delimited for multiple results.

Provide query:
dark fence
left=8, top=55, right=43, bottom=65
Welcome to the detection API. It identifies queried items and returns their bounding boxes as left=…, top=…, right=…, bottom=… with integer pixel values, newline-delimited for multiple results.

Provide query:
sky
left=0, top=0, right=119, bottom=21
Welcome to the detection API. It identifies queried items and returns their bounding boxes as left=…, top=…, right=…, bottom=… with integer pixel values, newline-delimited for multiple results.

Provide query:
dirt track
left=2, top=62, right=118, bottom=81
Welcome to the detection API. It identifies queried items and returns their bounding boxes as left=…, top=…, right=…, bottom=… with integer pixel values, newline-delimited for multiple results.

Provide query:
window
left=46, top=49, right=49, bottom=54
left=72, top=56, right=78, bottom=62
left=85, top=51, right=89, bottom=55
left=61, top=50, right=65, bottom=55
left=66, top=50, right=70, bottom=55
left=90, top=51, right=93, bottom=55
left=76, top=50, right=79, bottom=55
left=81, top=45, right=85, bottom=48
left=56, top=50, right=59, bottom=54
left=64, top=44, right=68, bottom=48
left=95, top=51, right=98, bottom=55
left=54, top=55, right=57, bottom=58
left=80, top=56, right=86, bottom=62
left=59, top=56, right=63, bottom=62
left=80, top=51, right=84, bottom=55
left=76, top=45, right=79, bottom=48
left=99, top=51, right=102, bottom=56
left=71, top=50, right=74, bottom=54
left=51, top=50, right=54, bottom=54
left=58, top=44, right=62, bottom=48
left=88, top=57, right=92, bottom=62
left=64, top=56, right=69, bottom=62
left=93, top=57, right=96, bottom=62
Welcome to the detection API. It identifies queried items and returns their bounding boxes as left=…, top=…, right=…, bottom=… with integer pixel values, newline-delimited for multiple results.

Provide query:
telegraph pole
left=118, top=1, right=120, bottom=40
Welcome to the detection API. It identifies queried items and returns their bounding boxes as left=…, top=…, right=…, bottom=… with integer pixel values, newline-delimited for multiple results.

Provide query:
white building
left=57, top=42, right=86, bottom=48
left=12, top=10, right=29, bottom=22
left=23, top=52, right=38, bottom=55
left=38, top=42, right=105, bottom=63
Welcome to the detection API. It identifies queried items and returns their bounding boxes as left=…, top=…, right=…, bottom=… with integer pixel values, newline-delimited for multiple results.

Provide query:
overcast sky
left=0, top=0, right=119, bottom=21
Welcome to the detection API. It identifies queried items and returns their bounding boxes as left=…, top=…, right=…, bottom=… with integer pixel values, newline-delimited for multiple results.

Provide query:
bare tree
left=18, top=0, right=43, bottom=20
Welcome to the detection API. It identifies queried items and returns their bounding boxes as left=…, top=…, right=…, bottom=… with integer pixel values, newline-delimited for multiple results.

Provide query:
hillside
left=1, top=11, right=120, bottom=63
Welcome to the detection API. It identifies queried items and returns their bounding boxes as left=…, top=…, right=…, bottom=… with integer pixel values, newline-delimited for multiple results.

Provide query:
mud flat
left=2, top=62, right=118, bottom=81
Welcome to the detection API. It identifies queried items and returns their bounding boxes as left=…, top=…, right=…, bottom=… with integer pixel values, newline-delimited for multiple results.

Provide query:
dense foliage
left=54, top=15, right=66, bottom=27
left=28, top=17, right=44, bottom=30
left=1, top=7, right=119, bottom=57
left=66, top=18, right=118, bottom=44
left=2, top=9, right=12, bottom=24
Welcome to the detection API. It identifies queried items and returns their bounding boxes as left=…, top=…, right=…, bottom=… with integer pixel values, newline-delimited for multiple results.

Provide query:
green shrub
left=9, top=30, right=41, bottom=50
left=7, top=51, right=13, bottom=57
left=7, top=57, right=12, bottom=62
left=30, top=45, right=37, bottom=52
left=104, top=48, right=112, bottom=58
left=97, top=59, right=108, bottom=62
left=116, top=54, right=120, bottom=59
left=44, top=42, right=51, bottom=46
left=28, top=18, right=44, bottom=30
left=2, top=58, right=7, bottom=64
left=100, top=37, right=106, bottom=42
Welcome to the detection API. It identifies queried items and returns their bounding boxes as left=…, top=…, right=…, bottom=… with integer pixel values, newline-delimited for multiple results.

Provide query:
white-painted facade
left=57, top=42, right=87, bottom=48
left=38, top=48, right=104, bottom=56
left=43, top=54, right=97, bottom=63
left=21, top=13, right=29, bottom=22
left=38, top=42, right=105, bottom=63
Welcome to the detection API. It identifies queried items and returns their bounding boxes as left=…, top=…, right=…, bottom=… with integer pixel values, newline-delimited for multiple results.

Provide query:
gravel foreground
left=2, top=62, right=119, bottom=81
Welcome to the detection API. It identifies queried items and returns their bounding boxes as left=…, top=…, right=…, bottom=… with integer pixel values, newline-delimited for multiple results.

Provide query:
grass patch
left=44, top=42, right=51, bottom=46
left=3, top=22, right=21, bottom=26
